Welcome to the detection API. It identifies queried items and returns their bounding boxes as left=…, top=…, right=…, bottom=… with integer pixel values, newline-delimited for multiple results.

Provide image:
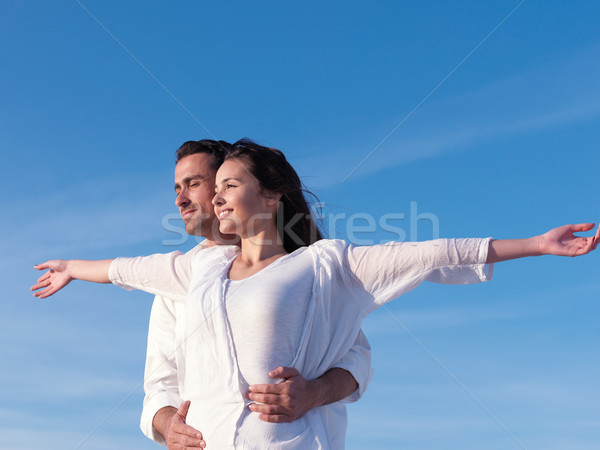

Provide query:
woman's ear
left=264, top=190, right=282, bottom=206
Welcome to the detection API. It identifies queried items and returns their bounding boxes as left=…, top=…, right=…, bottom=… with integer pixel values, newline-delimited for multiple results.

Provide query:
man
left=141, top=140, right=373, bottom=448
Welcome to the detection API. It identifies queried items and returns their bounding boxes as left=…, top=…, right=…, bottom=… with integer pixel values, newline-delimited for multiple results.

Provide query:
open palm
left=31, top=260, right=73, bottom=299
left=539, top=223, right=600, bottom=257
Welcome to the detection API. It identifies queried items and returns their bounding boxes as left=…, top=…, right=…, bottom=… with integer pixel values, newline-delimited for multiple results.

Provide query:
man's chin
left=185, top=223, right=203, bottom=237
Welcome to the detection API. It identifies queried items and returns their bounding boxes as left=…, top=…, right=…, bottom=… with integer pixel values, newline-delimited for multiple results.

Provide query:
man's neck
left=197, top=234, right=240, bottom=248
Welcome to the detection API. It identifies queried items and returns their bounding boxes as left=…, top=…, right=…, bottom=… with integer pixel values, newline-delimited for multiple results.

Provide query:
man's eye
left=189, top=182, right=199, bottom=188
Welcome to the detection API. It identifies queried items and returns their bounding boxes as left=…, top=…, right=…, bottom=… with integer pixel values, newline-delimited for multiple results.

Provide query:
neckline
left=224, top=246, right=308, bottom=283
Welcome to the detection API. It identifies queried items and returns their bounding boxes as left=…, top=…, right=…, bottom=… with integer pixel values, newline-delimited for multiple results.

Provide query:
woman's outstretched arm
left=31, top=259, right=113, bottom=299
left=487, top=223, right=600, bottom=263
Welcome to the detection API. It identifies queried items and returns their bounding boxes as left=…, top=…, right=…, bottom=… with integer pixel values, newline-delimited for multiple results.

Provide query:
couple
left=32, top=138, right=599, bottom=449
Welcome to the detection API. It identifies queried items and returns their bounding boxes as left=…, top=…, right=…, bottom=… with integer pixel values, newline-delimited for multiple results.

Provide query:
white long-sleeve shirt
left=140, top=244, right=374, bottom=446
left=110, top=238, right=493, bottom=449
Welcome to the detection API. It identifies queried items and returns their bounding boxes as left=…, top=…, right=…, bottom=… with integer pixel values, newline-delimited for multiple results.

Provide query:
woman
left=31, top=139, right=599, bottom=449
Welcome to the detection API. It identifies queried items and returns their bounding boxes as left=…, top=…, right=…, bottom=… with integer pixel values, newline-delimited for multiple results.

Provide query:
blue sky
left=2, top=1, right=600, bottom=449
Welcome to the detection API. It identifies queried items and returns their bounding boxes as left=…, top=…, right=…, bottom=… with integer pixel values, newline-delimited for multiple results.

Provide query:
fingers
left=32, top=285, right=51, bottom=297
left=30, top=279, right=51, bottom=292
left=249, top=402, right=287, bottom=415
left=269, top=366, right=300, bottom=379
left=169, top=428, right=206, bottom=449
left=246, top=392, right=282, bottom=405
left=571, top=223, right=595, bottom=233
left=573, top=223, right=599, bottom=255
left=170, top=425, right=205, bottom=448
left=248, top=382, right=290, bottom=395
left=247, top=367, right=303, bottom=398
left=171, top=418, right=203, bottom=436
left=248, top=402, right=294, bottom=423
left=168, top=401, right=206, bottom=448
left=580, top=236, right=596, bottom=255
left=34, top=262, right=50, bottom=271
left=37, top=272, right=51, bottom=283
left=177, top=400, right=191, bottom=420
left=31, top=264, right=54, bottom=297
left=567, top=223, right=598, bottom=256
left=594, top=223, right=600, bottom=250
left=31, top=270, right=51, bottom=291
left=256, top=412, right=292, bottom=423
left=34, top=286, right=57, bottom=299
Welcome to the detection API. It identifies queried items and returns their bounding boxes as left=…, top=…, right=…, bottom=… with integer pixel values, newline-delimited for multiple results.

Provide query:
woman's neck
left=229, top=229, right=287, bottom=280
left=239, top=229, right=287, bottom=263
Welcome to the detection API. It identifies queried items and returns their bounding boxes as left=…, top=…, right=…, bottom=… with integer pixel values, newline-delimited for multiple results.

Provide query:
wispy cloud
left=347, top=370, right=600, bottom=449
left=0, top=307, right=150, bottom=449
left=1, top=306, right=145, bottom=398
left=360, top=280, right=600, bottom=336
left=295, top=45, right=600, bottom=188
left=1, top=174, right=188, bottom=270
left=0, top=416, right=152, bottom=450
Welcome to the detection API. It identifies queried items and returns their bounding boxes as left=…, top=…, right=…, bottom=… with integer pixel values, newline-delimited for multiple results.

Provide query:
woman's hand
left=487, top=222, right=599, bottom=263
left=31, top=260, right=73, bottom=299
left=538, top=223, right=600, bottom=257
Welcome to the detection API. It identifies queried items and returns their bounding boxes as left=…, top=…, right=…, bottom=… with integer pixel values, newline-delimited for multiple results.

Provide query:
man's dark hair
left=175, top=139, right=232, bottom=170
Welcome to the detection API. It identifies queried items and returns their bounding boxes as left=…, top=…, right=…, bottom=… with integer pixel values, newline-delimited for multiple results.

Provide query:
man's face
left=174, top=153, right=219, bottom=239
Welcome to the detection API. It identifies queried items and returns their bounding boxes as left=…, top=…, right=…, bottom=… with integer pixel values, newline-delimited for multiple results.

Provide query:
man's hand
left=31, top=260, right=73, bottom=299
left=154, top=401, right=206, bottom=449
left=246, top=366, right=319, bottom=423
left=31, top=258, right=112, bottom=298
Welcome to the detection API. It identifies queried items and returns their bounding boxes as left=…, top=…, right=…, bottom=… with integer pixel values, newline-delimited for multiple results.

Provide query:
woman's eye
left=226, top=184, right=236, bottom=189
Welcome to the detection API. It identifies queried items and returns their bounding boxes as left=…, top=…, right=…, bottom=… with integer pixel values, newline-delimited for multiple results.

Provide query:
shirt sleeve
left=331, top=329, right=374, bottom=403
left=140, top=295, right=183, bottom=446
left=345, top=238, right=493, bottom=313
left=108, top=250, right=193, bottom=302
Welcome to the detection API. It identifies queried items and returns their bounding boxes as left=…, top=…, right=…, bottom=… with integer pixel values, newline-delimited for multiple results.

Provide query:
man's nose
left=175, top=189, right=190, bottom=208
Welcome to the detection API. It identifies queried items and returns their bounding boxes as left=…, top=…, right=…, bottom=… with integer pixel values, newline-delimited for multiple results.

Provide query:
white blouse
left=110, top=238, right=493, bottom=449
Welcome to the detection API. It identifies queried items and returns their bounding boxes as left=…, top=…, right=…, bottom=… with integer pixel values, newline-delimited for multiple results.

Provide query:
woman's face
left=212, top=159, right=278, bottom=237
